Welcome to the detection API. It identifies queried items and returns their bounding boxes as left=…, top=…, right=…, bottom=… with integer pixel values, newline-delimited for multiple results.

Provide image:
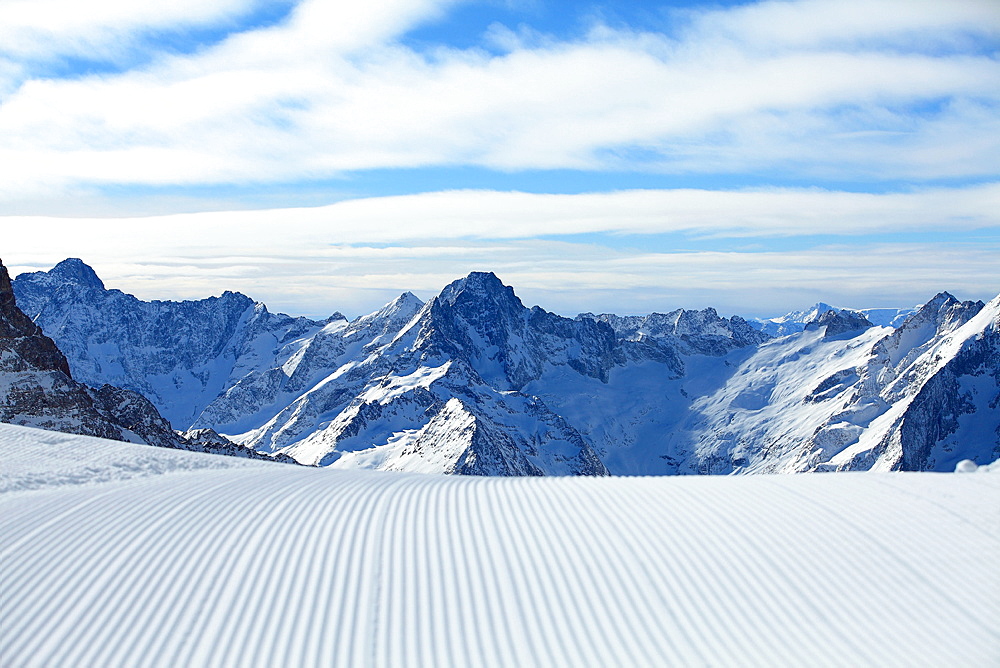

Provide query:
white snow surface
left=2, top=422, right=999, bottom=667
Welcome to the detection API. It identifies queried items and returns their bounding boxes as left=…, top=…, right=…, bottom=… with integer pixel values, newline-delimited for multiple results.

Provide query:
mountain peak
left=438, top=272, right=521, bottom=308
left=394, top=291, right=424, bottom=309
left=921, top=292, right=958, bottom=310
left=906, top=291, right=982, bottom=334
left=378, top=291, right=424, bottom=320
left=48, top=258, right=105, bottom=290
left=448, top=271, right=502, bottom=290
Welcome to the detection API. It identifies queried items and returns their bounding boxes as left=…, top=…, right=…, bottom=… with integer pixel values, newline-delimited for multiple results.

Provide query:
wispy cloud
left=3, top=0, right=996, bottom=317
left=4, top=185, right=998, bottom=317
left=7, top=184, right=996, bottom=242
left=1, top=0, right=997, bottom=200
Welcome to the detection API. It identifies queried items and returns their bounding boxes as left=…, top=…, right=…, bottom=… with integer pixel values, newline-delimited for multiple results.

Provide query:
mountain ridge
left=1, top=259, right=295, bottom=463
left=10, top=259, right=999, bottom=475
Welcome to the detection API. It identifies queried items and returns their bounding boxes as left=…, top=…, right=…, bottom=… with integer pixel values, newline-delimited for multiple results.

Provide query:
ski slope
left=1, top=422, right=998, bottom=667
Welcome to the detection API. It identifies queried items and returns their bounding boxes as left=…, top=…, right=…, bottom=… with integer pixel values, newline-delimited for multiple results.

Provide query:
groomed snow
left=1, top=422, right=998, bottom=667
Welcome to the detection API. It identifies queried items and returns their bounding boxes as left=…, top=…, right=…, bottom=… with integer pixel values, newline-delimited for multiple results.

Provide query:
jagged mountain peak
left=437, top=272, right=522, bottom=309
left=922, top=291, right=958, bottom=308
left=1, top=262, right=72, bottom=376
left=375, top=291, right=424, bottom=316
left=576, top=306, right=768, bottom=357
left=12, top=260, right=328, bottom=428
left=223, top=289, right=254, bottom=302
left=425, top=273, right=527, bottom=349
left=903, top=291, right=984, bottom=334
left=393, top=291, right=425, bottom=311
left=350, top=291, right=425, bottom=333
left=42, top=258, right=106, bottom=290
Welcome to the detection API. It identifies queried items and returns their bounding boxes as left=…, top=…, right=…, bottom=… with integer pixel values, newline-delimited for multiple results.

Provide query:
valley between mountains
left=5, top=258, right=998, bottom=475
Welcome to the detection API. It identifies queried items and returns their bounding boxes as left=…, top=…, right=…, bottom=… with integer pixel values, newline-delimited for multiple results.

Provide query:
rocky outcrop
left=13, top=258, right=326, bottom=428
left=2, top=259, right=126, bottom=439
left=804, top=309, right=873, bottom=337
left=1, top=262, right=72, bottom=377
left=181, top=427, right=298, bottom=463
left=2, top=259, right=294, bottom=464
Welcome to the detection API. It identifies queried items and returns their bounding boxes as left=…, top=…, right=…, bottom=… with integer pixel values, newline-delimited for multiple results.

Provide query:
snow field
left=1, top=423, right=999, bottom=667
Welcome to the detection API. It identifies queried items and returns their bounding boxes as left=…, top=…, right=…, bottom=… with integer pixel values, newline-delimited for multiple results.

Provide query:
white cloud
left=3, top=185, right=998, bottom=317
left=0, top=0, right=274, bottom=99
left=1, top=0, right=998, bottom=199
left=3, top=184, right=998, bottom=249
left=0, top=0, right=261, bottom=57
left=686, top=0, right=1000, bottom=52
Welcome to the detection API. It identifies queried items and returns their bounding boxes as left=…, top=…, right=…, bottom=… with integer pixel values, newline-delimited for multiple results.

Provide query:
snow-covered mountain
left=13, top=258, right=332, bottom=428
left=1, top=259, right=293, bottom=462
left=686, top=293, right=998, bottom=473
left=12, top=259, right=1000, bottom=475
left=752, top=302, right=916, bottom=336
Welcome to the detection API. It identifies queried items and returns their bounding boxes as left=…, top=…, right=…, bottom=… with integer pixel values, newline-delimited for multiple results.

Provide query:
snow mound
left=2, top=423, right=999, bottom=667
left=956, top=459, right=979, bottom=473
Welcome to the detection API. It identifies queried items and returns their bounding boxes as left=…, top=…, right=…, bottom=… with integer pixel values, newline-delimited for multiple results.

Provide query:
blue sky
left=2, top=0, right=998, bottom=318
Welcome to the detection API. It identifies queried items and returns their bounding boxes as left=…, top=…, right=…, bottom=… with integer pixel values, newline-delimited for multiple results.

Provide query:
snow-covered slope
left=686, top=293, right=999, bottom=473
left=1, top=422, right=998, bottom=667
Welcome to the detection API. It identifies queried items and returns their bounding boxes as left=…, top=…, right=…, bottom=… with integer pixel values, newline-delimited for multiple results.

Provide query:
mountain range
left=6, top=258, right=999, bottom=475
left=0, top=260, right=293, bottom=462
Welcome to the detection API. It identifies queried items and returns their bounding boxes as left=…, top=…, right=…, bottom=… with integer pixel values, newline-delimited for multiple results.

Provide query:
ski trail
left=2, top=427, right=999, bottom=667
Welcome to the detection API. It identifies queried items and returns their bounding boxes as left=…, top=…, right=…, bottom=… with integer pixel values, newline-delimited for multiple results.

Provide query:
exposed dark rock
left=3, top=259, right=295, bottom=464
left=804, top=309, right=873, bottom=337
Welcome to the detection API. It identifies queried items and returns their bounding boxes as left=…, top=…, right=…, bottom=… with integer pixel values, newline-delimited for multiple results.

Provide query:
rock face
left=578, top=307, right=770, bottom=360
left=2, top=261, right=121, bottom=440
left=13, top=258, right=327, bottom=428
left=803, top=309, right=874, bottom=337
left=2, top=259, right=166, bottom=443
left=2, top=259, right=290, bottom=463
left=12, top=259, right=1000, bottom=475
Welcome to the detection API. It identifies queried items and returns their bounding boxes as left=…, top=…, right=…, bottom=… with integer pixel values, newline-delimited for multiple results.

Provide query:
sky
left=1, top=0, right=998, bottom=319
